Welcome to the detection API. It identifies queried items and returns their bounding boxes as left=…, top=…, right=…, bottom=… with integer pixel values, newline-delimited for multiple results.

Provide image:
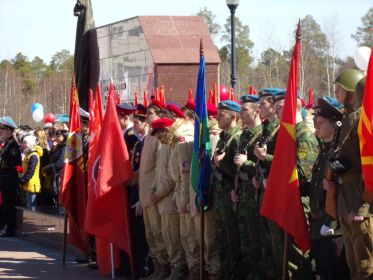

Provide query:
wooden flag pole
left=110, top=242, right=115, bottom=279
left=200, top=204, right=205, bottom=280
left=282, top=232, right=289, bottom=280
left=62, top=212, right=68, bottom=268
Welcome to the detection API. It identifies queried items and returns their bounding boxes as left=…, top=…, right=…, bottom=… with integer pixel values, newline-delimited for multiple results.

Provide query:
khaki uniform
left=336, top=108, right=373, bottom=279
left=139, top=134, right=168, bottom=266
left=154, top=144, right=186, bottom=272
left=169, top=122, right=199, bottom=270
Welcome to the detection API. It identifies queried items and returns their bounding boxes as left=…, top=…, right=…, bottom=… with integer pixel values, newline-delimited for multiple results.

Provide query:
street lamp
left=226, top=0, right=240, bottom=95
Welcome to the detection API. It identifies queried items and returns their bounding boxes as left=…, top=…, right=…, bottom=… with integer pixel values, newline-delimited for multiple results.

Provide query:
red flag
left=230, top=88, right=236, bottom=101
left=358, top=48, right=373, bottom=191
left=87, top=85, right=122, bottom=275
left=214, top=83, right=217, bottom=105
left=135, top=92, right=139, bottom=106
left=306, top=87, right=314, bottom=109
left=60, top=79, right=89, bottom=254
left=143, top=91, right=148, bottom=107
left=249, top=85, right=255, bottom=94
left=260, top=22, right=310, bottom=253
left=208, top=89, right=214, bottom=103
left=85, top=86, right=135, bottom=275
left=189, top=88, right=194, bottom=102
left=159, top=85, right=166, bottom=107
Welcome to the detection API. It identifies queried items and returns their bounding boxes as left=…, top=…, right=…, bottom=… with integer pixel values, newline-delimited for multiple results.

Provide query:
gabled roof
left=139, top=16, right=221, bottom=64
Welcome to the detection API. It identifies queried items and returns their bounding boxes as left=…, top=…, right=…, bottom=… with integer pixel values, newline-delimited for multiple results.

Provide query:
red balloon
left=44, top=112, right=56, bottom=124
left=220, top=85, right=229, bottom=101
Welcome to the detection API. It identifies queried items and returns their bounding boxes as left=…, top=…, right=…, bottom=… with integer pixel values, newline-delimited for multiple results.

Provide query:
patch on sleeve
left=179, top=136, right=185, bottom=143
left=182, top=160, right=190, bottom=173
left=298, top=148, right=308, bottom=159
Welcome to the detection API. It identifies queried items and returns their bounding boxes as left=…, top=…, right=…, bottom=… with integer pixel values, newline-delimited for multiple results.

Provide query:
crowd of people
left=0, top=67, right=372, bottom=280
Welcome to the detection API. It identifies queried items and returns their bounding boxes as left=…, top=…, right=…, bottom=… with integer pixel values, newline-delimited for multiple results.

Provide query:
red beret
left=299, top=98, right=306, bottom=107
left=166, top=104, right=186, bottom=119
left=184, top=100, right=196, bottom=112
left=151, top=118, right=174, bottom=135
left=149, top=99, right=166, bottom=110
left=207, top=103, right=218, bottom=117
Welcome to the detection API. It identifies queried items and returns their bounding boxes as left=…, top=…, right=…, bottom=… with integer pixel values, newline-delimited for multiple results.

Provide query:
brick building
left=96, top=16, right=220, bottom=105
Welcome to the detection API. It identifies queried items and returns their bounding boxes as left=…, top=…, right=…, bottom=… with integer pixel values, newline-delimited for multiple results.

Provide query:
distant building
left=96, top=16, right=220, bottom=105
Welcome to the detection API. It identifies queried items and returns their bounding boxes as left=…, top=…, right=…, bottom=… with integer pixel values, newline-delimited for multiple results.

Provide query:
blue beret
left=272, top=90, right=286, bottom=103
left=322, top=96, right=343, bottom=110
left=218, top=100, right=241, bottom=113
left=258, top=88, right=284, bottom=98
left=0, top=116, right=17, bottom=129
left=314, top=97, right=343, bottom=122
left=240, top=94, right=260, bottom=104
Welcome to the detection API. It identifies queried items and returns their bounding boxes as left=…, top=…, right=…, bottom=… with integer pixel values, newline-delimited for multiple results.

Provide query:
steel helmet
left=355, top=77, right=366, bottom=107
left=334, top=69, right=365, bottom=92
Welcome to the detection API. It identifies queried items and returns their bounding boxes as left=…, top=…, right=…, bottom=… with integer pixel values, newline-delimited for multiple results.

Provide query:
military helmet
left=355, top=77, right=366, bottom=107
left=334, top=69, right=365, bottom=92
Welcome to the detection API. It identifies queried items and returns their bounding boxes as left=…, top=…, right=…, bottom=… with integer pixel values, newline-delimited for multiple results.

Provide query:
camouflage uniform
left=256, top=118, right=283, bottom=279
left=336, top=107, right=373, bottom=279
left=286, top=121, right=319, bottom=280
left=211, top=124, right=241, bottom=279
left=309, top=142, right=350, bottom=279
left=235, top=125, right=263, bottom=278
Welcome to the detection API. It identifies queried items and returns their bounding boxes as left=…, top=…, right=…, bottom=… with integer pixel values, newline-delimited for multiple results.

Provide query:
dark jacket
left=0, top=136, right=22, bottom=192
left=42, top=143, right=66, bottom=194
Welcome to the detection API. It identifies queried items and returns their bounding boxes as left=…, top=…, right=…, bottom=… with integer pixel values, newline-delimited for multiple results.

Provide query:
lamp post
left=226, top=0, right=240, bottom=95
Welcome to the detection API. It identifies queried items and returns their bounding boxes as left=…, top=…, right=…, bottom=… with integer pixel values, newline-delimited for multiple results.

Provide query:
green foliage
left=50, top=49, right=74, bottom=73
left=352, top=7, right=373, bottom=46
left=196, top=7, right=221, bottom=40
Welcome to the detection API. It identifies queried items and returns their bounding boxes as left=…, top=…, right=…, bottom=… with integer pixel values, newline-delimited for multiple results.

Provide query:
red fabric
left=188, top=89, right=194, bottom=102
left=249, top=85, right=255, bottom=94
left=85, top=86, right=135, bottom=275
left=260, top=24, right=310, bottom=253
left=306, top=87, right=315, bottom=109
left=135, top=92, right=138, bottom=106
left=88, top=85, right=122, bottom=275
left=60, top=81, right=89, bottom=254
left=143, top=91, right=148, bottom=107
left=159, top=85, right=166, bottom=107
left=358, top=47, right=373, bottom=192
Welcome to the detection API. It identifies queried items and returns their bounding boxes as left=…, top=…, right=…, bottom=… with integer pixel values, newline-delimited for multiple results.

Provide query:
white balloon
left=354, top=46, right=371, bottom=71
left=32, top=109, right=44, bottom=123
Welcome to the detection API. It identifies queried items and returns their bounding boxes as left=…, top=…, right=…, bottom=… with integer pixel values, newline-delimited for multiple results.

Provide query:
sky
left=0, top=0, right=371, bottom=64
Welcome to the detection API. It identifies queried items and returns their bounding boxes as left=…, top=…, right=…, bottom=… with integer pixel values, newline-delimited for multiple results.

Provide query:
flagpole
left=62, top=213, right=68, bottom=268
left=282, top=232, right=289, bottom=280
left=110, top=242, right=115, bottom=279
left=199, top=38, right=206, bottom=280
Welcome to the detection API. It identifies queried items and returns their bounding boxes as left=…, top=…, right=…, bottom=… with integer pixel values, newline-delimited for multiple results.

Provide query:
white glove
left=320, top=224, right=334, bottom=236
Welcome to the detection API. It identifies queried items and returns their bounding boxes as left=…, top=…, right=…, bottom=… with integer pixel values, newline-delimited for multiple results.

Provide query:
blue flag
left=191, top=50, right=212, bottom=206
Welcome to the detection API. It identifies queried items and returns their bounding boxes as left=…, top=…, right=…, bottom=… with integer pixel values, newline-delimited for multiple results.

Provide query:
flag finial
left=200, top=38, right=204, bottom=56
left=296, top=19, right=301, bottom=41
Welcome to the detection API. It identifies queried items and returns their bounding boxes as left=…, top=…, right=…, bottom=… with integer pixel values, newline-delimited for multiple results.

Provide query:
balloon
left=354, top=46, right=371, bottom=71
left=220, top=85, right=230, bottom=101
left=32, top=109, right=44, bottom=123
left=31, top=103, right=44, bottom=113
left=43, top=112, right=56, bottom=124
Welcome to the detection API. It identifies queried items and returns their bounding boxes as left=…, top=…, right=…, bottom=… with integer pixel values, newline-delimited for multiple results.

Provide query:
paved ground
left=0, top=237, right=118, bottom=279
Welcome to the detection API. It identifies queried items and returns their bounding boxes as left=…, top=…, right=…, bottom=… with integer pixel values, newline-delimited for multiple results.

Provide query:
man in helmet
left=323, top=69, right=373, bottom=279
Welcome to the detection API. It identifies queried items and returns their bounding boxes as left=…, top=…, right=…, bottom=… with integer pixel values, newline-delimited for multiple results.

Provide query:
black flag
left=73, top=0, right=100, bottom=111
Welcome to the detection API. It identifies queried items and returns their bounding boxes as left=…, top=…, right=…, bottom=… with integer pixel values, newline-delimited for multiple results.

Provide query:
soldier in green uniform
left=254, top=89, right=283, bottom=279
left=323, top=69, right=373, bottom=280
left=310, top=96, right=350, bottom=279
left=212, top=100, right=242, bottom=280
left=231, top=94, right=263, bottom=279
left=256, top=91, right=319, bottom=279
